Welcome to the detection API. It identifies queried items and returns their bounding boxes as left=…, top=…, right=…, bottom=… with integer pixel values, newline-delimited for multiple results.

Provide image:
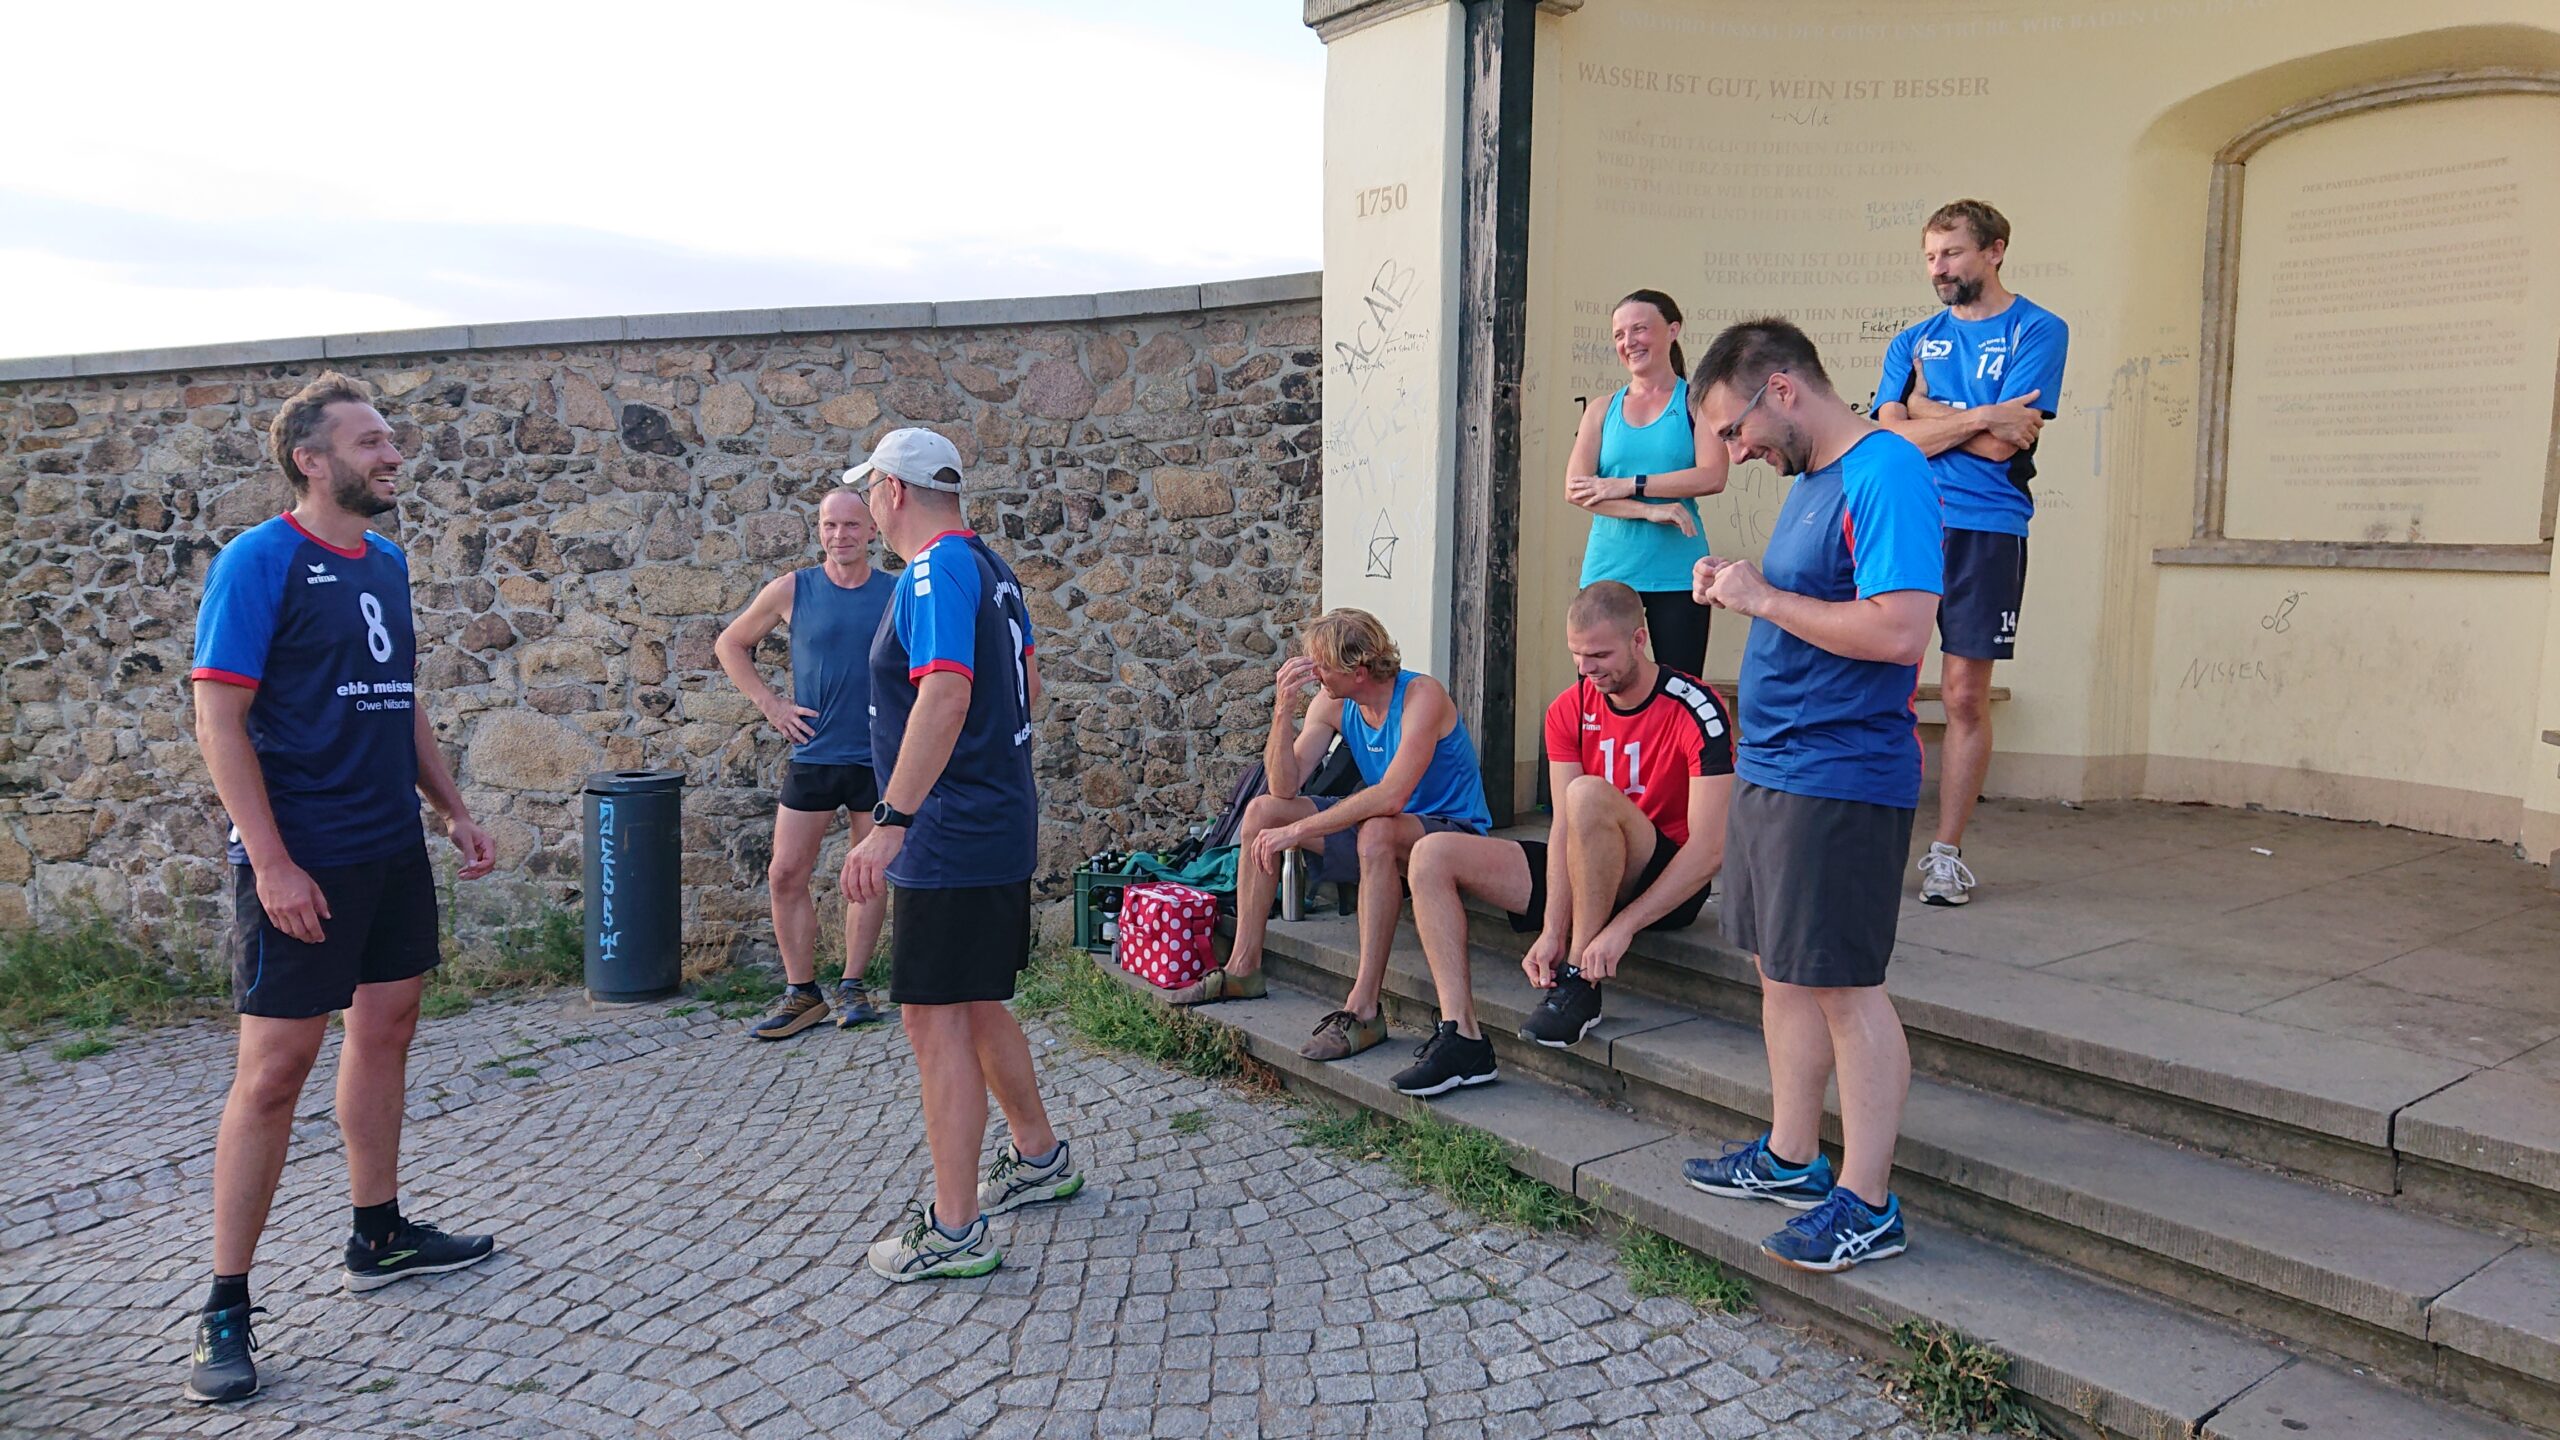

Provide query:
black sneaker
left=1519, top=965, right=1603, bottom=1048
left=344, top=1219, right=497, bottom=1293
left=1391, top=1022, right=1499, bottom=1097
left=834, top=978, right=883, bottom=1029
left=184, top=1303, right=262, bottom=1404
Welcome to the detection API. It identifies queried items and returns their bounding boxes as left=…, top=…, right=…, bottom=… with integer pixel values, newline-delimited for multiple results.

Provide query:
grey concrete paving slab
left=0, top=984, right=1925, bottom=1440
left=2396, top=1069, right=2560, bottom=1200
left=2499, top=1035, right=2560, bottom=1083
left=1578, top=1138, right=2290, bottom=1440
left=2041, top=939, right=2352, bottom=1014
left=1882, top=951, right=2476, bottom=1151
left=2359, top=912, right=2560, bottom=1021
left=2248, top=978, right=2560, bottom=1068
left=2431, top=1246, right=2560, bottom=1388
left=2199, top=1360, right=2522, bottom=1440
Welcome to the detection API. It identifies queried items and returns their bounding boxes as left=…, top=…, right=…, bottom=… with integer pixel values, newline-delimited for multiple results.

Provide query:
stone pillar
left=1308, top=0, right=1468, bottom=679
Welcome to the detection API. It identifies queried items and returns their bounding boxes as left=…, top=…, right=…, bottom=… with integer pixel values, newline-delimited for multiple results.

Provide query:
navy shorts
left=1306, top=795, right=1483, bottom=886
left=232, top=842, right=442, bottom=1019
left=779, top=760, right=880, bottom=814
left=1940, top=528, right=2027, bottom=661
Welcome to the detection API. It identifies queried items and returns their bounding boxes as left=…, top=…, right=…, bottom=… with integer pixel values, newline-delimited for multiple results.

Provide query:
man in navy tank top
left=183, top=373, right=500, bottom=1404
left=837, top=429, right=1080, bottom=1282
left=1168, top=609, right=1493, bottom=1065
left=716, top=486, right=897, bottom=1039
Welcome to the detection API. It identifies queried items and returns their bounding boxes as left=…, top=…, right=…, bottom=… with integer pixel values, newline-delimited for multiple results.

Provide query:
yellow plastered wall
left=1485, top=0, right=2560, bottom=855
left=1318, top=2, right=1467, bottom=678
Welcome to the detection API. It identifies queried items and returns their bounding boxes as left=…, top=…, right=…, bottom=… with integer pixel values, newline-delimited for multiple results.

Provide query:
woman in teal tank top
left=1564, top=289, right=1729, bottom=675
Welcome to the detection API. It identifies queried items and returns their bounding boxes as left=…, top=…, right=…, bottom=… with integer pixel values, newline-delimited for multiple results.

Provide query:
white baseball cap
left=844, top=427, right=965, bottom=493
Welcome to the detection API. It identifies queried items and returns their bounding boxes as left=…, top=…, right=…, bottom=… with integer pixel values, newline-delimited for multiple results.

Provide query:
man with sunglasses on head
left=1682, top=319, right=1943, bottom=1275
left=839, top=428, right=1079, bottom=1282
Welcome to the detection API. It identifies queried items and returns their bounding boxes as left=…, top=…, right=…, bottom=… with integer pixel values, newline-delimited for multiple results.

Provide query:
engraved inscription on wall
left=2222, top=94, right=2560, bottom=546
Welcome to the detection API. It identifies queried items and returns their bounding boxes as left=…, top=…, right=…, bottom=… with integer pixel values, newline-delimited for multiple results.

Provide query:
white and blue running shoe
left=1760, top=1188, right=1906, bottom=1272
left=1682, top=1134, right=1837, bottom=1210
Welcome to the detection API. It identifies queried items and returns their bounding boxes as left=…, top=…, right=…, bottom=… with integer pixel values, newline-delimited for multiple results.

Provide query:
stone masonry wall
left=0, top=286, right=1323, bottom=962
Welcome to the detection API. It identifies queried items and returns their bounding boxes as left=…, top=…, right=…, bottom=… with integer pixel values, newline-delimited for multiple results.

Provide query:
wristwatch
left=1632, top=474, right=1650, bottom=498
left=871, top=801, right=915, bottom=828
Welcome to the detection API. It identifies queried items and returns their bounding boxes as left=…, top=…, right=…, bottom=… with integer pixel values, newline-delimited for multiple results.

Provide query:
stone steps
left=1110, top=954, right=2531, bottom=1440
left=1232, top=913, right=2558, bottom=1438
left=1444, top=889, right=2560, bottom=1242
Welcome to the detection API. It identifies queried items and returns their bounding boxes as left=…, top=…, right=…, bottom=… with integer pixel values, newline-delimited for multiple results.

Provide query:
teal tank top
left=1580, top=377, right=1711, bottom=592
left=1337, top=671, right=1493, bottom=833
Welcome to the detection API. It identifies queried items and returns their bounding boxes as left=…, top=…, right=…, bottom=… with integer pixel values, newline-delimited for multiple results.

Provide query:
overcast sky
left=0, top=1, right=1324, bottom=359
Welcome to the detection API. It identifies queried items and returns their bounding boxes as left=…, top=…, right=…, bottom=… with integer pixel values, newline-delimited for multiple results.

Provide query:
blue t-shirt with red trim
left=1873, top=295, right=2068, bottom=536
left=190, top=514, right=423, bottom=866
left=868, top=530, right=1038, bottom=888
left=1736, top=431, right=1944, bottom=809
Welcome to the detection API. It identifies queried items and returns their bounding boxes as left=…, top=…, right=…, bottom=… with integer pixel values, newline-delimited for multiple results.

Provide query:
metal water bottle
left=1279, top=848, right=1305, bottom=922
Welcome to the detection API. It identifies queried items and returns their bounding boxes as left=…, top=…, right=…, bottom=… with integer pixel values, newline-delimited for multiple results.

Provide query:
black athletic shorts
left=232, top=841, right=442, bottom=1019
left=779, top=760, right=881, bottom=815
left=1722, top=782, right=1914, bottom=988
left=1940, top=528, right=2027, bottom=661
left=1638, top=590, right=1710, bottom=679
left=1505, top=828, right=1711, bottom=936
left=889, top=880, right=1032, bottom=1006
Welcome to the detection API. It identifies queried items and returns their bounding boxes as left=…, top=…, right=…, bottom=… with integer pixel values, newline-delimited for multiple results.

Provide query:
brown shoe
left=748, top=990, right=829, bottom=1040
left=1299, top=1008, right=1388, bottom=1062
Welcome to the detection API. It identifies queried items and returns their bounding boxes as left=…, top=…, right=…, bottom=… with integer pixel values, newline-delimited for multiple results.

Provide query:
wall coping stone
left=0, top=272, right=1324, bottom=384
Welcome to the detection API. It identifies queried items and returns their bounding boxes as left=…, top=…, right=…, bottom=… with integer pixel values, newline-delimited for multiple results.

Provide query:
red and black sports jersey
left=1543, top=668, right=1736, bottom=845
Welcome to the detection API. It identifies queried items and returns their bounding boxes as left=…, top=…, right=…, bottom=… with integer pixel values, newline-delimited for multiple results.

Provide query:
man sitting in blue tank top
left=1169, top=609, right=1492, bottom=1064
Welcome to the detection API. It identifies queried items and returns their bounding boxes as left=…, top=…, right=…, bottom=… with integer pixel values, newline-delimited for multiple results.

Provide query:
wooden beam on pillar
left=1451, top=0, right=1536, bottom=824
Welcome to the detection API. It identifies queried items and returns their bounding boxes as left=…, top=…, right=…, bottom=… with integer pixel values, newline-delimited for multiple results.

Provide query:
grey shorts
left=1722, top=782, right=1914, bottom=988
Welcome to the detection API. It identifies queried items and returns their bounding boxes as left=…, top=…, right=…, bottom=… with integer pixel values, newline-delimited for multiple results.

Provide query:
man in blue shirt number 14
left=1872, top=200, right=2068, bottom=907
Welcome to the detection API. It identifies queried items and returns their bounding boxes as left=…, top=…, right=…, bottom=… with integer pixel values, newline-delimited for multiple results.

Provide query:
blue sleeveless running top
left=1580, top=377, right=1710, bottom=592
left=788, top=565, right=895, bottom=765
left=1337, top=671, right=1493, bottom=833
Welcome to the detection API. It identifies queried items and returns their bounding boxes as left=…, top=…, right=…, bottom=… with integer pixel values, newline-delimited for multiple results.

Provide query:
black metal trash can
left=582, top=769, right=684, bottom=1002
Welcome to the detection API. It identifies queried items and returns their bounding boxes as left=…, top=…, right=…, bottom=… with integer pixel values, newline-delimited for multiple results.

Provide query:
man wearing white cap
left=839, top=428, right=1080, bottom=1281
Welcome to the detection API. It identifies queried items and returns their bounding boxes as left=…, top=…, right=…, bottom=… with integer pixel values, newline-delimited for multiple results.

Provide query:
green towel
left=1121, top=846, right=1240, bottom=894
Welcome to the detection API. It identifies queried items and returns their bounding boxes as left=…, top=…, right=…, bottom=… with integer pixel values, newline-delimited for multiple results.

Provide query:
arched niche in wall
left=2166, top=70, right=2560, bottom=573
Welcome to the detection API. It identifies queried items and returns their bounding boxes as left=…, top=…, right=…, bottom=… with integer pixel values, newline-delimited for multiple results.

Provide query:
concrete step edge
left=1445, top=898, right=2540, bottom=1205
left=1114, top=957, right=2526, bottom=1440
left=1251, top=916, right=2556, bottom=1411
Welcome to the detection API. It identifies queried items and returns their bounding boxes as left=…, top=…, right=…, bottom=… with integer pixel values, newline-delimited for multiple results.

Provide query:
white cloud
left=0, top=248, right=451, bottom=356
left=0, top=0, right=1323, bottom=357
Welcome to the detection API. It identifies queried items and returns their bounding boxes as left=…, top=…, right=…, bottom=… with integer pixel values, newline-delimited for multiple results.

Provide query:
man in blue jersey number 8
left=184, top=372, right=500, bottom=1404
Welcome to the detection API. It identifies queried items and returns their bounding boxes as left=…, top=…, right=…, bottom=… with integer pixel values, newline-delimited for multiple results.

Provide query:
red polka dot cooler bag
left=1115, top=882, right=1220, bottom=989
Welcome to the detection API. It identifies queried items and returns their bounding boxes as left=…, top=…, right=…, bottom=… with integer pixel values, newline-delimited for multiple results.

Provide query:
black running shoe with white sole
left=1391, top=1022, right=1498, bottom=1096
left=184, top=1303, right=262, bottom=1404
left=1519, top=965, right=1603, bottom=1048
left=344, top=1219, right=497, bottom=1293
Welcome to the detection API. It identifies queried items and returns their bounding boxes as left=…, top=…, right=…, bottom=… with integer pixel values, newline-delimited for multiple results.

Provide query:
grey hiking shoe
left=1300, top=1008, right=1388, bottom=1062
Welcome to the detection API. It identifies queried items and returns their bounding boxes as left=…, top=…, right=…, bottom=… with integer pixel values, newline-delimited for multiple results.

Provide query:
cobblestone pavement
left=1, top=989, right=1941, bottom=1439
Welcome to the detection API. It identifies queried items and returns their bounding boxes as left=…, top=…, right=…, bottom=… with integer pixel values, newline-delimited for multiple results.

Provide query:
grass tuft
left=1888, top=1320, right=2044, bottom=1436
left=693, top=966, right=784, bottom=1020
left=1013, top=948, right=1252, bottom=1082
left=0, top=918, right=225, bottom=1042
left=1616, top=1231, right=1751, bottom=1314
left=49, top=1035, right=114, bottom=1062
left=1289, top=1103, right=1592, bottom=1231
left=1169, top=1108, right=1211, bottom=1136
left=425, top=907, right=581, bottom=1016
